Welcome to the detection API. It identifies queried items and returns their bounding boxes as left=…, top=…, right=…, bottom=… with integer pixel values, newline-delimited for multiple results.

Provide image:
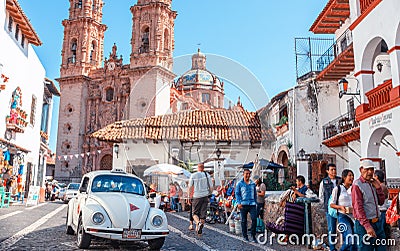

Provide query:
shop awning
left=0, top=138, right=30, bottom=153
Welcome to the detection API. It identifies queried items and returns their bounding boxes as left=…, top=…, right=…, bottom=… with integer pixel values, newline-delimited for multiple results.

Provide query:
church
left=55, top=0, right=273, bottom=182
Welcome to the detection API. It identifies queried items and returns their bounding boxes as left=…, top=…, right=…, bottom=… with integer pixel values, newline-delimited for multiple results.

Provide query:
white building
left=0, top=0, right=58, bottom=194
left=310, top=0, right=400, bottom=192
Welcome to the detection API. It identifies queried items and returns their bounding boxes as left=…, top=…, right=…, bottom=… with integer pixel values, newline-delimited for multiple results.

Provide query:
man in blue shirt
left=235, top=168, right=257, bottom=242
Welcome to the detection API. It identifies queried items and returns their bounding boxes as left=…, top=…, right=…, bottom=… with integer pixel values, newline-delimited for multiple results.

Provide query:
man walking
left=188, top=162, right=213, bottom=235
left=352, top=159, right=386, bottom=250
left=319, top=163, right=341, bottom=251
left=235, top=168, right=257, bottom=242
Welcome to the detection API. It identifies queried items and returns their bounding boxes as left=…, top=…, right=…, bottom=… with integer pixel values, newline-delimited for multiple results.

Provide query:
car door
left=72, top=176, right=90, bottom=226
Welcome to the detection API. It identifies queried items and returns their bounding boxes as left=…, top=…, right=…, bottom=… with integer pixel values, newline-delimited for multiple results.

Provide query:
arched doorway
left=277, top=150, right=289, bottom=184
left=100, top=154, right=113, bottom=170
left=367, top=128, right=399, bottom=178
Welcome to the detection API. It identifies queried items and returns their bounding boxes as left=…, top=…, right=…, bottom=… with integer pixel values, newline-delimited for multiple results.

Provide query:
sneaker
left=188, top=224, right=194, bottom=230
left=243, top=236, right=249, bottom=242
left=252, top=237, right=258, bottom=243
left=197, top=222, right=204, bottom=235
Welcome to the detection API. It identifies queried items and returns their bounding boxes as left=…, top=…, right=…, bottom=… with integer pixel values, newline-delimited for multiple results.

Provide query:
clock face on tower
left=107, top=62, right=115, bottom=71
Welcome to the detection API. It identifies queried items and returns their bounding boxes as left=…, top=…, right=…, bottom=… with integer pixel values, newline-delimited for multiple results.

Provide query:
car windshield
left=68, top=183, right=80, bottom=190
left=91, top=175, right=145, bottom=195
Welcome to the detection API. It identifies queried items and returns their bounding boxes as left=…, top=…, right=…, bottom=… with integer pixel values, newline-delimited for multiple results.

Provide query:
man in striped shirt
left=351, top=159, right=386, bottom=251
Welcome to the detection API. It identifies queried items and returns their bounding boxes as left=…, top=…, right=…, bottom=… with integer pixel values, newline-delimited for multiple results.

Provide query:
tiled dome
left=175, top=49, right=223, bottom=90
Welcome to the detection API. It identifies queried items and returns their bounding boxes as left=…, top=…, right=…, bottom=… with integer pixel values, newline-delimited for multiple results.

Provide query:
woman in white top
left=330, top=169, right=357, bottom=251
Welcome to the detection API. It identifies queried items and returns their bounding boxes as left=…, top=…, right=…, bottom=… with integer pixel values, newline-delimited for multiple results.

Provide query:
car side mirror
left=149, top=192, right=156, bottom=198
left=79, top=186, right=87, bottom=193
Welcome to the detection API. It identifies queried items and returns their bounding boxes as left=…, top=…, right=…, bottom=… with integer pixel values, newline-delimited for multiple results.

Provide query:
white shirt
left=331, top=185, right=352, bottom=208
left=189, top=172, right=213, bottom=199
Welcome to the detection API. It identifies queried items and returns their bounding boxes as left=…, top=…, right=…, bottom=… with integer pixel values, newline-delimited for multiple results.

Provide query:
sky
left=17, top=0, right=331, bottom=152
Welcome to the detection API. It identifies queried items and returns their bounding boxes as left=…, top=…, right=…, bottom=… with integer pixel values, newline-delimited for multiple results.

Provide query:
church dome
left=175, top=49, right=223, bottom=90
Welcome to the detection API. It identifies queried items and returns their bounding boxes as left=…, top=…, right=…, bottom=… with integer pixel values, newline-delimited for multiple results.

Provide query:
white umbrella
left=143, top=164, right=191, bottom=178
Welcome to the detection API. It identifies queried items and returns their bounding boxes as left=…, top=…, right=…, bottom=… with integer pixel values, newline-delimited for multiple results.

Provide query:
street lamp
left=113, top=143, right=119, bottom=158
left=338, top=78, right=360, bottom=103
left=216, top=148, right=221, bottom=159
left=297, top=148, right=312, bottom=189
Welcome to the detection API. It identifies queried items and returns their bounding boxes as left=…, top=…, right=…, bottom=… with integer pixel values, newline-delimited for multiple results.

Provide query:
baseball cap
left=360, top=159, right=375, bottom=169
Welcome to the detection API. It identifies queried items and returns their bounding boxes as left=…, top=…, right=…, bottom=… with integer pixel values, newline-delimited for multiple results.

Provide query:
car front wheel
left=77, top=216, right=91, bottom=249
left=147, top=237, right=165, bottom=251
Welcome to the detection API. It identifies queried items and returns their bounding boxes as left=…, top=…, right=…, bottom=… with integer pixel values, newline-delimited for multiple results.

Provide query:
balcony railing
left=317, top=29, right=353, bottom=72
left=360, top=0, right=380, bottom=14
left=322, top=111, right=359, bottom=140
left=365, top=80, right=392, bottom=111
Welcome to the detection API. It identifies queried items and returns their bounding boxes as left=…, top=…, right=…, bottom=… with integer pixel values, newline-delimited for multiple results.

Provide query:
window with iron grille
left=30, top=95, right=37, bottom=126
left=8, top=16, right=13, bottom=32
left=21, top=34, right=25, bottom=48
left=15, top=24, right=19, bottom=41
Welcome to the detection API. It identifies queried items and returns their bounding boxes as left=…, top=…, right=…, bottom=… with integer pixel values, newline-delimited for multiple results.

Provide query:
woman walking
left=329, top=169, right=357, bottom=251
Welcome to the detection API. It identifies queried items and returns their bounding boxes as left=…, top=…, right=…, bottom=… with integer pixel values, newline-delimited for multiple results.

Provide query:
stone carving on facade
left=99, top=105, right=116, bottom=128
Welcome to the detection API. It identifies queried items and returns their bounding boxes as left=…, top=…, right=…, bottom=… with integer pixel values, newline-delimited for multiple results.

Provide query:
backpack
left=256, top=218, right=265, bottom=233
left=327, top=185, right=342, bottom=218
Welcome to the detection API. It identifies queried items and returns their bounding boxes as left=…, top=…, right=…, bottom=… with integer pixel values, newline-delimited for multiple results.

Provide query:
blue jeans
left=337, top=213, right=357, bottom=251
left=256, top=202, right=264, bottom=218
left=326, top=212, right=338, bottom=251
left=240, top=205, right=257, bottom=239
left=354, top=219, right=386, bottom=251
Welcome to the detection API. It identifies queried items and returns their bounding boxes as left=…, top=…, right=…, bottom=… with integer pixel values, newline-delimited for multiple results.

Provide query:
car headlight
left=92, top=212, right=105, bottom=225
left=151, top=215, right=163, bottom=227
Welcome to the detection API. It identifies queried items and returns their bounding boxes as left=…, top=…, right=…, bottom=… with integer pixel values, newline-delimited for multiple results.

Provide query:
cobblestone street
left=0, top=202, right=314, bottom=250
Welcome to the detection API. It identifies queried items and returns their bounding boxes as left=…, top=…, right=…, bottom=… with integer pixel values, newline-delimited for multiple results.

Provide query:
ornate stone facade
left=55, top=0, right=176, bottom=182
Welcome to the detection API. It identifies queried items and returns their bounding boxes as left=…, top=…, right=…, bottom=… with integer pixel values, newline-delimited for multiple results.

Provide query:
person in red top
left=351, top=159, right=386, bottom=251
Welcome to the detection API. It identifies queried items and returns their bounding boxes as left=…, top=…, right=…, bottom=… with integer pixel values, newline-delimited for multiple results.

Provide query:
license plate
left=122, top=229, right=141, bottom=239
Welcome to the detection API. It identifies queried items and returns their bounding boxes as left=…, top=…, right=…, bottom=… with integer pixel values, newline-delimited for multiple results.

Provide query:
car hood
left=90, top=193, right=150, bottom=229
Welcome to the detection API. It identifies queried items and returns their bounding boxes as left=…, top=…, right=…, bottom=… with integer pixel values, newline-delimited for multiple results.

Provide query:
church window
left=65, top=104, right=74, bottom=116
left=182, top=103, right=188, bottom=110
left=63, top=123, right=72, bottom=134
left=202, top=93, right=211, bottom=104
left=140, top=27, right=150, bottom=54
left=90, top=41, right=96, bottom=63
left=21, top=34, right=25, bottom=48
left=15, top=24, right=19, bottom=41
left=8, top=16, right=13, bottom=32
left=164, top=29, right=169, bottom=50
left=62, top=161, right=69, bottom=169
left=105, top=87, right=114, bottom=102
left=30, top=95, right=37, bottom=126
left=69, top=39, right=77, bottom=63
left=75, top=0, right=82, bottom=8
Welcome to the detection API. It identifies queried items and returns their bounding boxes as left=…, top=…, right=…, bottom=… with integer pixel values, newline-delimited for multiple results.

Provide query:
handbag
left=386, top=194, right=399, bottom=225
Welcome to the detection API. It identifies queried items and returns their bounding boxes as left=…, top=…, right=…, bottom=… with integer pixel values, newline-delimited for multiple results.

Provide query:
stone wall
left=264, top=194, right=400, bottom=250
left=263, top=195, right=327, bottom=236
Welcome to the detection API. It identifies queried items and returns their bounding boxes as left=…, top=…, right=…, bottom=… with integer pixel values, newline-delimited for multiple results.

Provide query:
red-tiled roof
left=91, top=109, right=274, bottom=143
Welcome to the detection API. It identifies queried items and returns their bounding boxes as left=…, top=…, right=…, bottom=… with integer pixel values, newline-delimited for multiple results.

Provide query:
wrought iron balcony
left=322, top=111, right=359, bottom=141
left=317, top=29, right=353, bottom=72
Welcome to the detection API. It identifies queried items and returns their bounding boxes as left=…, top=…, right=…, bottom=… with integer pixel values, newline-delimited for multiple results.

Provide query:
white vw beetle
left=66, top=169, right=168, bottom=250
